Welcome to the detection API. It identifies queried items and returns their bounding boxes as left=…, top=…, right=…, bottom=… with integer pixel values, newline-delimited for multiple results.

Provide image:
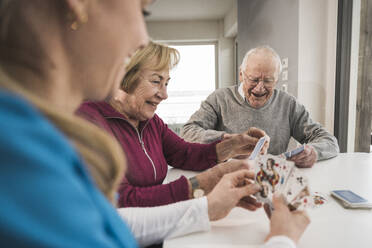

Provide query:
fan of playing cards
left=249, top=137, right=327, bottom=210
left=254, top=154, right=314, bottom=210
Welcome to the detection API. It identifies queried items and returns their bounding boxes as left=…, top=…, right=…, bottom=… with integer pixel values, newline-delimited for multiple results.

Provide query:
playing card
left=283, top=145, right=305, bottom=159
left=253, top=154, right=319, bottom=211
left=254, top=154, right=282, bottom=203
left=285, top=169, right=309, bottom=203
left=288, top=186, right=312, bottom=211
left=276, top=160, right=295, bottom=192
left=311, top=191, right=329, bottom=207
left=249, top=136, right=267, bottom=160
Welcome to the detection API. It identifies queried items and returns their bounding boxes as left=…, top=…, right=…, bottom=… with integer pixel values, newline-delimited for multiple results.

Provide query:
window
left=156, top=43, right=216, bottom=127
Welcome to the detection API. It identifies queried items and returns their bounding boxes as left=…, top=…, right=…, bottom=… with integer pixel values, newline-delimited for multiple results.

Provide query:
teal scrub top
left=0, top=90, right=138, bottom=248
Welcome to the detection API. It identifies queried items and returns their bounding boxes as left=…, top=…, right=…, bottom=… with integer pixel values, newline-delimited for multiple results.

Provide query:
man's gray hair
left=240, top=45, right=282, bottom=75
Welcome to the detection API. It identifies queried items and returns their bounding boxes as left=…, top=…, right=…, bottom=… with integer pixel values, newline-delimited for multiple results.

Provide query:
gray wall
left=237, top=0, right=299, bottom=96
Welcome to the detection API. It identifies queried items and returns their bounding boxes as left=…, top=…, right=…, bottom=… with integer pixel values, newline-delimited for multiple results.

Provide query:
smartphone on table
left=331, top=190, right=372, bottom=209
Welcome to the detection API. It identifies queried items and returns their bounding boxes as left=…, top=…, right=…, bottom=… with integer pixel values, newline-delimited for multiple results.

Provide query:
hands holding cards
left=203, top=158, right=310, bottom=244
left=206, top=168, right=261, bottom=221
left=218, top=129, right=322, bottom=212
left=285, top=145, right=318, bottom=168
left=212, top=130, right=320, bottom=244
left=254, top=154, right=322, bottom=211
left=253, top=154, right=313, bottom=243
left=217, top=127, right=270, bottom=162
left=265, top=194, right=310, bottom=244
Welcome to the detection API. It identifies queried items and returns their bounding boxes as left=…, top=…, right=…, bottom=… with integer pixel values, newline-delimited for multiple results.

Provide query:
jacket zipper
left=106, top=117, right=157, bottom=180
left=136, top=127, right=157, bottom=180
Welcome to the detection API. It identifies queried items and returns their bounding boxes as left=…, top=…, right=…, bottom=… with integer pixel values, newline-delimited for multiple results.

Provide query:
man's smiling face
left=240, top=52, right=279, bottom=108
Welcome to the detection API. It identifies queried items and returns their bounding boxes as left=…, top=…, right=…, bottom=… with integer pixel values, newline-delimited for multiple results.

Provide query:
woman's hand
left=193, top=159, right=253, bottom=195
left=265, top=194, right=310, bottom=244
left=206, top=169, right=261, bottom=221
left=217, top=127, right=270, bottom=162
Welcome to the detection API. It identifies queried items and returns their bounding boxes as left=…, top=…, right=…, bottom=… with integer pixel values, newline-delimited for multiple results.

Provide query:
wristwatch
left=189, top=176, right=205, bottom=198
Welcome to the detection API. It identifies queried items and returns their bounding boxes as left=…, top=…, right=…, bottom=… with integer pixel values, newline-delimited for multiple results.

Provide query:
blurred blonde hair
left=0, top=0, right=125, bottom=204
left=121, top=41, right=180, bottom=93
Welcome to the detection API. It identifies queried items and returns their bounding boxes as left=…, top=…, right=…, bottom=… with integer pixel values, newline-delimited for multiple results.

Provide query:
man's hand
left=246, top=127, right=270, bottom=155
left=221, top=133, right=236, bottom=140
left=216, top=127, right=269, bottom=162
left=206, top=169, right=261, bottom=221
left=265, top=194, right=310, bottom=244
left=289, top=145, right=317, bottom=168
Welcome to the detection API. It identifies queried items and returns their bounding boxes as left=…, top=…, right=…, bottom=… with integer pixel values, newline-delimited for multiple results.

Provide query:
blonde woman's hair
left=121, top=41, right=180, bottom=93
left=0, top=0, right=124, bottom=204
left=0, top=69, right=125, bottom=204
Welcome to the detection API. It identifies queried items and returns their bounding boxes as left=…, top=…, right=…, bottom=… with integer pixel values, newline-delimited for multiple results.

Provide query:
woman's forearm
left=117, top=197, right=210, bottom=247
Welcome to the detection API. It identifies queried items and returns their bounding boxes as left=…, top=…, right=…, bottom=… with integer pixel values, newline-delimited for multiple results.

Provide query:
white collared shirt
left=118, top=197, right=296, bottom=248
left=238, top=82, right=246, bottom=100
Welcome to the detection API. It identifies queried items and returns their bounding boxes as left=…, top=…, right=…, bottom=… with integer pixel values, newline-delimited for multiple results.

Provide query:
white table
left=164, top=153, right=372, bottom=248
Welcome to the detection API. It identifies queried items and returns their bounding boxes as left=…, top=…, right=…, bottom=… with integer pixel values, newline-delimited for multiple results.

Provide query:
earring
left=70, top=21, right=79, bottom=31
left=69, top=13, right=88, bottom=31
left=124, top=57, right=131, bottom=68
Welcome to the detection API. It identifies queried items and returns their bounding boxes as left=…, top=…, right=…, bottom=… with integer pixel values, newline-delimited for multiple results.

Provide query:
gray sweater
left=181, top=85, right=339, bottom=161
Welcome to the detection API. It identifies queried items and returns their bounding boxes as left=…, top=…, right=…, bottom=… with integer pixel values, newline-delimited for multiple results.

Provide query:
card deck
left=249, top=136, right=267, bottom=160
left=283, top=145, right=305, bottom=159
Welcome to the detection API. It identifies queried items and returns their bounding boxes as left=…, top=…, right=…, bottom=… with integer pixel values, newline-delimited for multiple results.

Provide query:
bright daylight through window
left=156, top=44, right=216, bottom=129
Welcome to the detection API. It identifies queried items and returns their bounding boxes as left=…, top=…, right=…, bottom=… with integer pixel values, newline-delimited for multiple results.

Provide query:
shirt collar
left=238, top=82, right=246, bottom=100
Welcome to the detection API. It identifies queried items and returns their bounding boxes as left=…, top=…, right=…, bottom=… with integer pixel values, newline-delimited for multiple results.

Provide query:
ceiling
left=146, top=0, right=235, bottom=22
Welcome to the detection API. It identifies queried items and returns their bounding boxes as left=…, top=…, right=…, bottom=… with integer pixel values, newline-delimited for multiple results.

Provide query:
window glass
left=156, top=44, right=216, bottom=125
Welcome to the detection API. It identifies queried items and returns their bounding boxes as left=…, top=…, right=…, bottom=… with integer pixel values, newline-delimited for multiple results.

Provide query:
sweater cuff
left=263, top=236, right=296, bottom=248
left=206, top=140, right=221, bottom=164
left=198, top=196, right=211, bottom=231
left=169, top=175, right=191, bottom=203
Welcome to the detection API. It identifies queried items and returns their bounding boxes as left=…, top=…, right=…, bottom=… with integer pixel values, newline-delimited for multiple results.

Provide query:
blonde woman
left=0, top=0, right=309, bottom=247
left=78, top=41, right=270, bottom=208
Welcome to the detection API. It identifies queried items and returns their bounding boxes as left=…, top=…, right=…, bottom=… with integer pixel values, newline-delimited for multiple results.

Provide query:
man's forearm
left=181, top=123, right=225, bottom=144
left=310, top=139, right=339, bottom=160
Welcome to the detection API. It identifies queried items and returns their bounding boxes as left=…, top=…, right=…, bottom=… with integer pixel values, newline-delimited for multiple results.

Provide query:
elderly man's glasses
left=243, top=73, right=275, bottom=86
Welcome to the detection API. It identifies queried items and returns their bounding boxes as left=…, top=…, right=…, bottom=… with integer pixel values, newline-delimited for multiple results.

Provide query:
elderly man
left=181, top=45, right=339, bottom=167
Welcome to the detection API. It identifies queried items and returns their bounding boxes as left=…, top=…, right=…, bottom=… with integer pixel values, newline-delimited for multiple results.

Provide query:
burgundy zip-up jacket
left=77, top=101, right=219, bottom=207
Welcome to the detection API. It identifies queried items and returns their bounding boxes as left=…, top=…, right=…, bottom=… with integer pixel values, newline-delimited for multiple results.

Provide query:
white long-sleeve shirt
left=117, top=197, right=296, bottom=248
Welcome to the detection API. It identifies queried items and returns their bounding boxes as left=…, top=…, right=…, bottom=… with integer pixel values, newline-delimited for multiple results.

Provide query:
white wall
left=298, top=0, right=338, bottom=130
left=146, top=20, right=235, bottom=88
left=218, top=20, right=235, bottom=88
left=224, top=0, right=238, bottom=37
